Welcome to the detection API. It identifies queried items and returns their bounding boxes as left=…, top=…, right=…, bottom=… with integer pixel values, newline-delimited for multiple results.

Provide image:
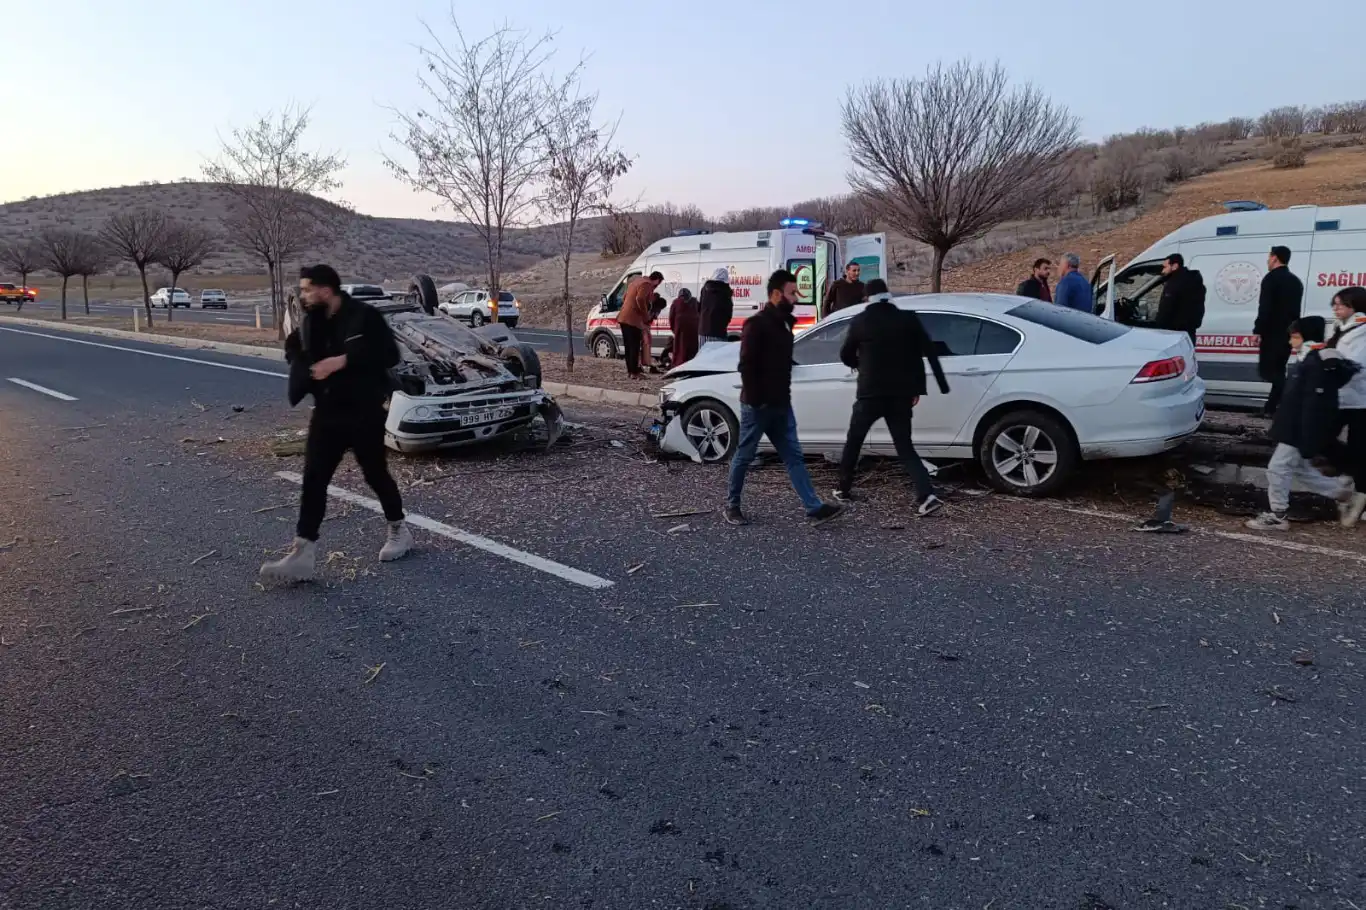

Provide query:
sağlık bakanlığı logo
left=1215, top=261, right=1262, bottom=305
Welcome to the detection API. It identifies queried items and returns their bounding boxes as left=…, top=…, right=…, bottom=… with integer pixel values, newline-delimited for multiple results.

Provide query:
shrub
left=1270, top=139, right=1307, bottom=169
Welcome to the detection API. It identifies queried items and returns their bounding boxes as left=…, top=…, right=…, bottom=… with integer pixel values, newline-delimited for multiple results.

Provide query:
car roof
left=823, top=292, right=1027, bottom=323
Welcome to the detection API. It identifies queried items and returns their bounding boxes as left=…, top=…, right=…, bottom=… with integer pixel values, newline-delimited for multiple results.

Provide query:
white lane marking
left=0, top=327, right=287, bottom=378
left=7, top=377, right=78, bottom=401
left=274, top=471, right=613, bottom=590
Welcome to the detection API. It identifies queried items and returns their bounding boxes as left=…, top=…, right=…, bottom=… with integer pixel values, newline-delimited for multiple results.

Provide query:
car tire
left=590, top=332, right=617, bottom=359
left=978, top=408, right=1077, bottom=497
left=679, top=399, right=738, bottom=464
left=409, top=274, right=440, bottom=315
left=470, top=310, right=486, bottom=328
left=500, top=342, right=542, bottom=389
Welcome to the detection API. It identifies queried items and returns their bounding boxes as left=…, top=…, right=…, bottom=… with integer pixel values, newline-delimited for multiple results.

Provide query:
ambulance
left=584, top=219, right=887, bottom=361
left=1091, top=202, right=1366, bottom=407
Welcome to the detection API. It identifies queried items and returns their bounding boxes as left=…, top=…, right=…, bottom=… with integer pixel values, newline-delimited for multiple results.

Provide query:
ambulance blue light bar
left=779, top=217, right=824, bottom=230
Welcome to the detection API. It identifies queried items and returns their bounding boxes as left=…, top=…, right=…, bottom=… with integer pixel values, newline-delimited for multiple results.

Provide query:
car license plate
left=459, top=406, right=515, bottom=427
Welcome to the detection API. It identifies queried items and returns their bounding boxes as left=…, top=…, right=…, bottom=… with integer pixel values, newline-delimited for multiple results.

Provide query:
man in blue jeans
left=725, top=269, right=843, bottom=526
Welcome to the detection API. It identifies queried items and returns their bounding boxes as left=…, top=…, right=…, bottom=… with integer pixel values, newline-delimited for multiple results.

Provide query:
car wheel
left=500, top=342, right=542, bottom=389
left=978, top=409, right=1077, bottom=497
left=409, top=273, right=439, bottom=315
left=590, top=332, right=617, bottom=359
left=470, top=310, right=486, bottom=328
left=680, top=399, right=738, bottom=463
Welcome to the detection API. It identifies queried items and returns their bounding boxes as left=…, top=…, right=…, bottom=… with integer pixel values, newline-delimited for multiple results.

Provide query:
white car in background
left=199, top=289, right=228, bottom=309
left=150, top=287, right=191, bottom=308
left=653, top=295, right=1205, bottom=497
left=439, top=289, right=521, bottom=328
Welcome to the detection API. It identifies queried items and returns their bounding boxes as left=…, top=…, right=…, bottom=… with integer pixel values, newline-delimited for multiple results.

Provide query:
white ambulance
left=584, top=219, right=887, bottom=361
left=1092, top=202, right=1366, bottom=407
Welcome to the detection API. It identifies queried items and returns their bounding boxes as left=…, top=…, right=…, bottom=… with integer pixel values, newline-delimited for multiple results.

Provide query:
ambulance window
left=787, top=258, right=817, bottom=306
left=605, top=273, right=639, bottom=313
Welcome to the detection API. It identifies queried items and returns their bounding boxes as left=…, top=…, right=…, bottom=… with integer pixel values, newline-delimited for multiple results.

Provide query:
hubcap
left=685, top=408, right=732, bottom=462
left=594, top=337, right=612, bottom=358
left=991, top=424, right=1059, bottom=490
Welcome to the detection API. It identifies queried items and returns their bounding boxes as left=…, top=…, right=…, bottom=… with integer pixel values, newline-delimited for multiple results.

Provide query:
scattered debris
left=652, top=508, right=712, bottom=519
left=182, top=612, right=217, bottom=631
left=909, top=808, right=931, bottom=818
left=315, top=789, right=340, bottom=797
left=1293, top=652, right=1315, bottom=666
left=363, top=662, right=387, bottom=685
left=253, top=504, right=287, bottom=514
left=536, top=811, right=562, bottom=822
left=1261, top=686, right=1297, bottom=703
left=191, top=400, right=208, bottom=412
left=231, top=405, right=246, bottom=413
left=675, top=602, right=719, bottom=610
left=626, top=562, right=646, bottom=575
left=189, top=549, right=218, bottom=565
left=270, top=438, right=308, bottom=457
left=666, top=523, right=692, bottom=535
left=109, top=606, right=154, bottom=616
left=853, top=681, right=871, bottom=689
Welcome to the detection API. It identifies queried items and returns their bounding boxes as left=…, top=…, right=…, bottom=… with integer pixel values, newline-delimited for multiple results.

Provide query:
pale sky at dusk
left=2, top=0, right=1360, bottom=220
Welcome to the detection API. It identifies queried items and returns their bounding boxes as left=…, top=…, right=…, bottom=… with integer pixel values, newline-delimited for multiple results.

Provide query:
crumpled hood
left=665, top=340, right=740, bottom=377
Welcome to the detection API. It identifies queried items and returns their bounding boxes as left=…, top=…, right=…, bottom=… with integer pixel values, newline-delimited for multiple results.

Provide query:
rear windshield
left=1005, top=299, right=1132, bottom=344
left=498, top=291, right=515, bottom=301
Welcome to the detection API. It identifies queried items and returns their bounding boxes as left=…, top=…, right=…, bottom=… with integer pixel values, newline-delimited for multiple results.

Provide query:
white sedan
left=653, top=294, right=1206, bottom=497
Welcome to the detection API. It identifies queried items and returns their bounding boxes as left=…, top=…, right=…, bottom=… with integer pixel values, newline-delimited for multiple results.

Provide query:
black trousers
left=1325, top=409, right=1366, bottom=495
left=1260, top=357, right=1288, bottom=415
left=837, top=396, right=935, bottom=499
left=297, top=408, right=405, bottom=541
left=621, top=325, right=644, bottom=375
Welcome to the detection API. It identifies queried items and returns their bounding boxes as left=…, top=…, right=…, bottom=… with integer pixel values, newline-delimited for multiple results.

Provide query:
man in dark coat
left=263, top=264, right=411, bottom=583
left=1255, top=245, right=1304, bottom=415
left=822, top=262, right=866, bottom=318
left=697, top=268, right=734, bottom=345
left=1154, top=253, right=1206, bottom=342
left=834, top=279, right=950, bottom=516
left=1015, top=258, right=1053, bottom=302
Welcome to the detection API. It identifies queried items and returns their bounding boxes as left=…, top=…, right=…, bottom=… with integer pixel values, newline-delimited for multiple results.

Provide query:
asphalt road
left=0, top=322, right=1363, bottom=909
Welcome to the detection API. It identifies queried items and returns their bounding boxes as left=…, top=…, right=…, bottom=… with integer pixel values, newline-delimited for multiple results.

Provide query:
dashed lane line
left=6, top=377, right=78, bottom=401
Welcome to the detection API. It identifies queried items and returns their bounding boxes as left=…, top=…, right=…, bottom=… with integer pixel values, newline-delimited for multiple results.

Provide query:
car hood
left=666, top=340, right=740, bottom=378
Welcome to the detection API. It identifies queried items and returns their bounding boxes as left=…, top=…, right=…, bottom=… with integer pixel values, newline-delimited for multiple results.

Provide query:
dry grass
left=0, top=309, right=280, bottom=347
left=540, top=351, right=667, bottom=394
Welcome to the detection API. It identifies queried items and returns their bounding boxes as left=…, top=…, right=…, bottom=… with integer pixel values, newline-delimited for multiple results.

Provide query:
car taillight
left=1132, top=356, right=1185, bottom=383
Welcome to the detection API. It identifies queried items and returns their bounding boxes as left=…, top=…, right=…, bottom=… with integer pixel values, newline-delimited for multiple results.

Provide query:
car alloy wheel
left=471, top=311, right=486, bottom=327
left=592, top=334, right=616, bottom=359
left=991, top=423, right=1059, bottom=491
left=683, top=403, right=734, bottom=462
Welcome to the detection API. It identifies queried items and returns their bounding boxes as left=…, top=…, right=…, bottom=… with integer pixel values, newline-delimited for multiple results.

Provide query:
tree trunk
left=274, top=260, right=286, bottom=340
left=16, top=269, right=26, bottom=312
left=930, top=246, right=948, bottom=293
left=82, top=275, right=90, bottom=315
left=139, top=266, right=152, bottom=323
left=60, top=276, right=68, bottom=320
left=168, top=270, right=182, bottom=323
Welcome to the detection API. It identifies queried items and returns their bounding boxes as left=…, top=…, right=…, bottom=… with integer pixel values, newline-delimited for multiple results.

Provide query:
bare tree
left=539, top=89, right=632, bottom=371
left=73, top=234, right=110, bottom=315
left=204, top=104, right=347, bottom=337
left=0, top=239, right=41, bottom=312
left=37, top=229, right=89, bottom=320
left=1258, top=105, right=1307, bottom=140
left=102, top=209, right=168, bottom=320
left=601, top=210, right=643, bottom=256
left=387, top=21, right=580, bottom=302
left=156, top=221, right=216, bottom=322
left=792, top=194, right=877, bottom=235
left=842, top=61, right=1080, bottom=291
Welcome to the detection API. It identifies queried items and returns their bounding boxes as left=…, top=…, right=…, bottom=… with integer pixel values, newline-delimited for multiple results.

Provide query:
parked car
left=651, top=294, right=1205, bottom=497
left=0, top=283, right=37, bottom=305
left=439, top=289, right=521, bottom=328
left=342, top=283, right=392, bottom=303
left=150, top=287, right=191, bottom=308
left=199, top=289, right=228, bottom=309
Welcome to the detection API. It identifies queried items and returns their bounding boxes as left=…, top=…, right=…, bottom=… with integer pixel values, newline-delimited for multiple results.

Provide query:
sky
left=1, top=0, right=1361, bottom=221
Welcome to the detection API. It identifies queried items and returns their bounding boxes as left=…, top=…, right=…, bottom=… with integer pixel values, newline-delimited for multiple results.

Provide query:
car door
left=910, top=312, right=1022, bottom=445
left=789, top=318, right=857, bottom=450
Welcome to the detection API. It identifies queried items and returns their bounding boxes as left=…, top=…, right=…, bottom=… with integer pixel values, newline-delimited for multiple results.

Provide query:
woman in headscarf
left=668, top=287, right=700, bottom=367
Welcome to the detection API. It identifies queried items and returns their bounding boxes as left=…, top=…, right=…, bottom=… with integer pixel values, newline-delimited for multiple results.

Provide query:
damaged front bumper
left=649, top=400, right=704, bottom=463
left=385, top=388, right=563, bottom=453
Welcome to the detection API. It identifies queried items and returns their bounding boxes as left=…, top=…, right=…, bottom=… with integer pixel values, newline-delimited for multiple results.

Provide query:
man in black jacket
left=1255, top=245, right=1304, bottom=416
left=1015, top=259, right=1053, bottom=302
left=262, top=264, right=412, bottom=583
left=698, top=269, right=734, bottom=345
left=725, top=270, right=843, bottom=526
left=1155, top=253, right=1206, bottom=342
left=822, top=262, right=866, bottom=318
left=833, top=280, right=950, bottom=515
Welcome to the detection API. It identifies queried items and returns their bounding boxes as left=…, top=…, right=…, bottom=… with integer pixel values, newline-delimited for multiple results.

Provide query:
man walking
left=698, top=268, right=734, bottom=346
left=1015, top=259, right=1053, bottom=301
left=822, top=262, right=866, bottom=319
left=618, top=271, right=663, bottom=378
left=1154, top=253, right=1206, bottom=343
left=261, top=265, right=412, bottom=583
left=833, top=279, right=949, bottom=516
left=1256, top=245, right=1304, bottom=416
left=726, top=269, right=843, bottom=526
left=1053, top=253, right=1093, bottom=313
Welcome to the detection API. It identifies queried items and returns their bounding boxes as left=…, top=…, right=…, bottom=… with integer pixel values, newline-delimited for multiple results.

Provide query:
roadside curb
left=0, top=315, right=286, bottom=362
left=542, top=382, right=656, bottom=408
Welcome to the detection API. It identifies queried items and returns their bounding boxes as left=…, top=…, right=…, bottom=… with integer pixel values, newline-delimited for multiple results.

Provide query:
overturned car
left=375, top=291, right=562, bottom=454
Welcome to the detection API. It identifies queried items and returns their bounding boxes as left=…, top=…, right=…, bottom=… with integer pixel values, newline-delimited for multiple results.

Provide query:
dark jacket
left=1015, top=276, right=1052, bottom=302
left=698, top=280, right=734, bottom=339
left=668, top=293, right=700, bottom=366
left=839, top=299, right=949, bottom=399
left=1255, top=266, right=1304, bottom=368
left=822, top=278, right=866, bottom=318
left=738, top=304, right=796, bottom=407
left=284, top=293, right=401, bottom=415
left=1269, top=346, right=1360, bottom=458
left=1155, top=267, right=1206, bottom=339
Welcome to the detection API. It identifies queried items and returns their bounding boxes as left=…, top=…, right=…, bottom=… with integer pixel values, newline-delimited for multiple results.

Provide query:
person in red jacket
left=668, top=288, right=700, bottom=367
left=618, top=271, right=663, bottom=377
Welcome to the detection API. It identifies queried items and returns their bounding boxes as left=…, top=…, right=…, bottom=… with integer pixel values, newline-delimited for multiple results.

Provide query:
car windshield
left=498, top=291, right=516, bottom=302
left=352, top=285, right=384, bottom=297
left=1005, top=299, right=1132, bottom=343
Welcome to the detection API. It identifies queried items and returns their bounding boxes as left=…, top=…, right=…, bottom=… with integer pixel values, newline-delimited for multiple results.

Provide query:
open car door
left=1090, top=254, right=1117, bottom=319
left=843, top=233, right=888, bottom=284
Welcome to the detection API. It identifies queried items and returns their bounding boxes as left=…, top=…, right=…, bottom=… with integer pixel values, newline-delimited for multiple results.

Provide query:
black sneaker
left=808, top=502, right=845, bottom=526
left=832, top=489, right=860, bottom=504
left=917, top=495, right=944, bottom=517
left=724, top=506, right=750, bottom=526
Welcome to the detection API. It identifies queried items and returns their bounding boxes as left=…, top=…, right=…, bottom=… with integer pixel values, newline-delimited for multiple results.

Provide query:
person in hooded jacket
left=1154, top=253, right=1206, bottom=342
left=698, top=268, right=734, bottom=346
left=1325, top=286, right=1366, bottom=526
left=1246, top=315, right=1360, bottom=531
left=668, top=288, right=700, bottom=367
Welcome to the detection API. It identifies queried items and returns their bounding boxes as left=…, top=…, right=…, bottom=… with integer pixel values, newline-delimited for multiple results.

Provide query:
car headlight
left=412, top=405, right=433, bottom=420
left=659, top=387, right=677, bottom=405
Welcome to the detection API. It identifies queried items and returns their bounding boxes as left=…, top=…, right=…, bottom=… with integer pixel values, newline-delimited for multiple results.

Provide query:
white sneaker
left=260, top=537, right=318, bottom=583
left=1341, top=492, right=1366, bottom=529
left=379, top=521, right=414, bottom=562
left=917, top=495, right=944, bottom=517
left=1245, top=512, right=1290, bottom=532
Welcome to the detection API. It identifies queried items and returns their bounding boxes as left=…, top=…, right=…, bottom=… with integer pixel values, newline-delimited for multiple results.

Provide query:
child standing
left=1247, top=316, right=1361, bottom=531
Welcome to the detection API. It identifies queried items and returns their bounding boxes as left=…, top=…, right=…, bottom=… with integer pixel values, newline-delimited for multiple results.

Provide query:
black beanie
left=1292, top=315, right=1326, bottom=343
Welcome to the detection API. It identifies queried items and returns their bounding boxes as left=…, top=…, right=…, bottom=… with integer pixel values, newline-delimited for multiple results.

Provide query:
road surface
left=0, top=321, right=1362, bottom=909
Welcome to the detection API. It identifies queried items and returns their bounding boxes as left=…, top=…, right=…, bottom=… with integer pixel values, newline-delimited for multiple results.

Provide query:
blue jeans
left=727, top=404, right=823, bottom=514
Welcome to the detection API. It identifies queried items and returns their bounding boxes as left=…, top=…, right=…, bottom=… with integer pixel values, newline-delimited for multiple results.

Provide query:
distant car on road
left=150, top=287, right=191, bottom=308
left=439, top=289, right=520, bottom=328
left=0, top=283, right=37, bottom=305
left=199, top=289, right=228, bottom=309
left=341, top=284, right=392, bottom=303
